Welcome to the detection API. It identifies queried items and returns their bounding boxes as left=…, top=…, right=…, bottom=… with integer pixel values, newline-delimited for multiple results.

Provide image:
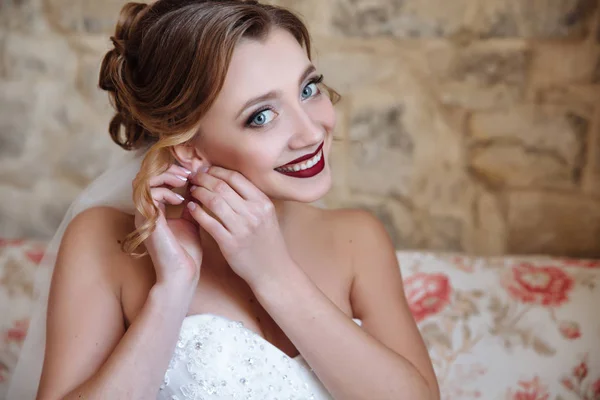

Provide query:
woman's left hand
left=186, top=166, right=295, bottom=287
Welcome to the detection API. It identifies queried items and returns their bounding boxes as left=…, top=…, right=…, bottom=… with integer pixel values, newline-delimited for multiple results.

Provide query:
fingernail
left=181, top=167, right=192, bottom=175
left=190, top=185, right=198, bottom=192
left=175, top=193, right=185, bottom=201
left=200, top=165, right=210, bottom=173
left=176, top=175, right=188, bottom=182
left=187, top=201, right=197, bottom=211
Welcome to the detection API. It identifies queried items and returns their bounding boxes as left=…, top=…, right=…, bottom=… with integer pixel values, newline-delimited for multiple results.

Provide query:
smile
left=275, top=142, right=325, bottom=178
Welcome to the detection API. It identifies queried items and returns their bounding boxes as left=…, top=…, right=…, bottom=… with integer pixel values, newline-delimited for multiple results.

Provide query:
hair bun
left=108, top=111, right=149, bottom=151
left=99, top=2, right=152, bottom=151
left=114, top=2, right=149, bottom=44
left=99, top=2, right=150, bottom=93
left=110, top=36, right=126, bottom=56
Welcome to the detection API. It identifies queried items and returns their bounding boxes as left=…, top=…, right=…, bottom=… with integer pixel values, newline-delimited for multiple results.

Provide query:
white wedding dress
left=159, top=314, right=334, bottom=400
left=7, top=148, right=340, bottom=399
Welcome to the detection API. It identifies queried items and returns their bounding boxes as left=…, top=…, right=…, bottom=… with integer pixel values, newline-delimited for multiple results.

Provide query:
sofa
left=1, top=238, right=599, bottom=400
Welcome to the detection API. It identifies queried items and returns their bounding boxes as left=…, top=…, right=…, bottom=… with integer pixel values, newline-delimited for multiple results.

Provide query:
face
left=192, top=28, right=336, bottom=203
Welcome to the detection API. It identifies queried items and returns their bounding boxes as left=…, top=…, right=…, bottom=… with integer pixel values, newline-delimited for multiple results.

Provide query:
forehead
left=213, top=28, right=310, bottom=108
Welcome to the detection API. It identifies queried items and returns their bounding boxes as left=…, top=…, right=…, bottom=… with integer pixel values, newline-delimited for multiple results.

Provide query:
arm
left=183, top=167, right=438, bottom=398
left=37, top=207, right=195, bottom=400
left=252, top=210, right=439, bottom=400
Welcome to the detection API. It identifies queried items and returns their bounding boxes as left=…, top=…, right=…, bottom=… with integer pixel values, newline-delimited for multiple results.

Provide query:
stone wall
left=1, top=0, right=599, bottom=257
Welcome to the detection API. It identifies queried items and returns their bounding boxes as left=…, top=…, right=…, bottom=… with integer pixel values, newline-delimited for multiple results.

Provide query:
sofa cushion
left=397, top=252, right=600, bottom=400
left=0, top=239, right=44, bottom=398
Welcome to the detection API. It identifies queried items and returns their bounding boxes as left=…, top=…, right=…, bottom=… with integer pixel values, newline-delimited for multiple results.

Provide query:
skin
left=37, top=28, right=440, bottom=400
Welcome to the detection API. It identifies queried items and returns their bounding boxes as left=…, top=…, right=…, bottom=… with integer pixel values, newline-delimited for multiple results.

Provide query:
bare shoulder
left=309, top=205, right=392, bottom=251
left=66, top=206, right=134, bottom=240
left=38, top=207, right=142, bottom=398
left=58, top=206, right=139, bottom=291
left=62, top=206, right=135, bottom=259
left=293, top=203, right=395, bottom=269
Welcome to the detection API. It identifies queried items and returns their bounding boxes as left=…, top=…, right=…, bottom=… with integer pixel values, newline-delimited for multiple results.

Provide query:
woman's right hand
left=133, top=164, right=204, bottom=288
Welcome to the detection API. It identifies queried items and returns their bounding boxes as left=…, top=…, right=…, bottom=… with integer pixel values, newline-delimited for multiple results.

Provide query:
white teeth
left=277, top=149, right=322, bottom=173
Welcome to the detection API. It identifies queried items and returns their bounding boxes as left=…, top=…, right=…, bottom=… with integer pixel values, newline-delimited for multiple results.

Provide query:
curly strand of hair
left=121, top=130, right=198, bottom=256
left=107, top=112, right=148, bottom=151
left=99, top=43, right=139, bottom=149
left=122, top=144, right=172, bottom=257
left=110, top=36, right=126, bottom=55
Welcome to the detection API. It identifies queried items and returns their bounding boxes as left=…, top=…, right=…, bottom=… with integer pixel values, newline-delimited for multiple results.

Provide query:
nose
left=287, top=105, right=324, bottom=150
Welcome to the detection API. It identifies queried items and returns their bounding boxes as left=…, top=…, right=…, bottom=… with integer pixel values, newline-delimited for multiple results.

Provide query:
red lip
left=276, top=151, right=325, bottom=178
left=279, top=142, right=324, bottom=168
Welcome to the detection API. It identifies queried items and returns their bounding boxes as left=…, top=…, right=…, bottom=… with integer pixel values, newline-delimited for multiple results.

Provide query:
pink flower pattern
left=404, top=272, right=452, bottom=322
left=558, top=320, right=582, bottom=340
left=502, top=263, right=574, bottom=306
left=507, top=377, right=549, bottom=400
left=4, top=319, right=29, bottom=344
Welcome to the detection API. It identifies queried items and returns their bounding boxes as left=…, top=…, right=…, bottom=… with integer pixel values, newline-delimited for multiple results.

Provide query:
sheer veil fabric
left=7, top=147, right=148, bottom=400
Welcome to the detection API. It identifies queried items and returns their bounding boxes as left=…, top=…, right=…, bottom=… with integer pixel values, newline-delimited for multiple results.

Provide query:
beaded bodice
left=157, top=314, right=333, bottom=400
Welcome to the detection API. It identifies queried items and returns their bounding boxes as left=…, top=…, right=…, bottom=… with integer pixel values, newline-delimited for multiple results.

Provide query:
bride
left=8, top=1, right=439, bottom=399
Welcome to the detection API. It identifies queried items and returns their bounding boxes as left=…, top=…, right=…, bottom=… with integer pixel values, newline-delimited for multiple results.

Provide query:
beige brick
left=45, top=0, right=125, bottom=34
left=330, top=0, right=597, bottom=39
left=427, top=40, right=531, bottom=110
left=508, top=191, right=600, bottom=257
left=2, top=32, right=77, bottom=80
left=530, top=41, right=600, bottom=87
left=469, top=105, right=590, bottom=188
left=464, top=190, right=508, bottom=256
left=0, top=0, right=51, bottom=33
left=535, top=85, right=600, bottom=105
left=581, top=111, right=600, bottom=196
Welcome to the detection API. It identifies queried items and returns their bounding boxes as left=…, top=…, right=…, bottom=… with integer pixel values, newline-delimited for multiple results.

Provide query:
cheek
left=313, top=96, right=337, bottom=132
left=219, top=142, right=280, bottom=176
left=206, top=143, right=245, bottom=168
left=200, top=130, right=282, bottom=176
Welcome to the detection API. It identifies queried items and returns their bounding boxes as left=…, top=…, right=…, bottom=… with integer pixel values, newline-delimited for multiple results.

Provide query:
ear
left=172, top=143, right=209, bottom=174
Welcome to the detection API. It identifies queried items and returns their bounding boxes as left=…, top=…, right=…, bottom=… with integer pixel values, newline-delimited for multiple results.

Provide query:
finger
left=135, top=188, right=184, bottom=233
left=148, top=172, right=189, bottom=188
left=151, top=187, right=186, bottom=206
left=187, top=201, right=230, bottom=244
left=198, top=167, right=262, bottom=200
left=180, top=184, right=199, bottom=227
left=170, top=164, right=192, bottom=177
left=190, top=186, right=238, bottom=233
left=195, top=172, right=247, bottom=214
left=162, top=163, right=192, bottom=178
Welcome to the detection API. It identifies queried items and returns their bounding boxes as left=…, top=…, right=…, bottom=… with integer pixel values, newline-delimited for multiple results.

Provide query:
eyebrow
left=235, top=64, right=317, bottom=119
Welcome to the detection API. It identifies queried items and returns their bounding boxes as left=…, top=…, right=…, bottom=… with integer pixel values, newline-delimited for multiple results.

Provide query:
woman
left=8, top=1, right=439, bottom=399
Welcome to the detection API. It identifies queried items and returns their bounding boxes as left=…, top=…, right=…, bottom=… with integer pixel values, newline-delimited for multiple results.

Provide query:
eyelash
left=309, top=74, right=324, bottom=87
left=245, top=105, right=276, bottom=128
left=245, top=74, right=325, bottom=128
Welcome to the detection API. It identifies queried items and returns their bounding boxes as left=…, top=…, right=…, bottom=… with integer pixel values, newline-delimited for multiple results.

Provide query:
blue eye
left=302, top=82, right=319, bottom=100
left=301, top=75, right=324, bottom=100
left=248, top=108, right=276, bottom=127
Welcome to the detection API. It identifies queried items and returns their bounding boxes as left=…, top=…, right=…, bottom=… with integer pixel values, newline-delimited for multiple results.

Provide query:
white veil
left=6, top=146, right=149, bottom=400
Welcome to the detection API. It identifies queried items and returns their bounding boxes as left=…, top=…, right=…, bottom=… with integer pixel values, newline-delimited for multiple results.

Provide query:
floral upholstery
left=400, top=253, right=600, bottom=400
left=1, top=239, right=599, bottom=399
left=0, top=239, right=43, bottom=398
